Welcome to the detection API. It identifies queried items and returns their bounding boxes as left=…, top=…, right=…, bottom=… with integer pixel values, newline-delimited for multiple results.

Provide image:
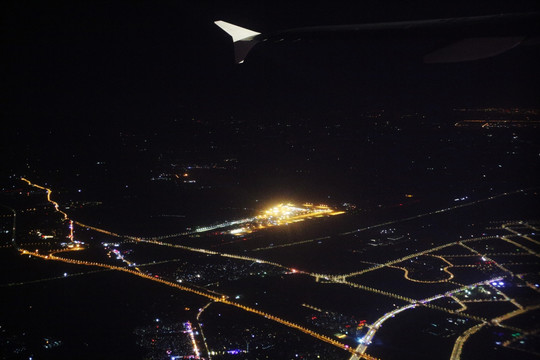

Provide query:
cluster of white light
left=195, top=217, right=255, bottom=233
left=184, top=321, right=200, bottom=358
left=228, top=203, right=337, bottom=236
left=261, top=203, right=308, bottom=219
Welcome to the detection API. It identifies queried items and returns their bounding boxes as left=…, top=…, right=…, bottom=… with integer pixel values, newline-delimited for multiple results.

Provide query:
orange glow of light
left=229, top=202, right=344, bottom=235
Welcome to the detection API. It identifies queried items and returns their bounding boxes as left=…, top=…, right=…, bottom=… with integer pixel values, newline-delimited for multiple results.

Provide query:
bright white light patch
left=214, top=21, right=260, bottom=42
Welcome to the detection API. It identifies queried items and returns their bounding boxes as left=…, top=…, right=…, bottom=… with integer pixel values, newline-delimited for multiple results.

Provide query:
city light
left=15, top=178, right=538, bottom=360
left=228, top=203, right=344, bottom=235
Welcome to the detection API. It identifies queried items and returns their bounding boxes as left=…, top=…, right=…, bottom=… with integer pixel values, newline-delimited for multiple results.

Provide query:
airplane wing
left=214, top=21, right=262, bottom=64
left=215, top=13, right=540, bottom=64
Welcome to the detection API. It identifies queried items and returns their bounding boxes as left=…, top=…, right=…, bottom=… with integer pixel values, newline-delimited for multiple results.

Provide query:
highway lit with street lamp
left=13, top=178, right=539, bottom=360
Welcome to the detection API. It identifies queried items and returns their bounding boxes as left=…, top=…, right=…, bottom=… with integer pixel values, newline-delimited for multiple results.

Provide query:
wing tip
left=215, top=20, right=261, bottom=63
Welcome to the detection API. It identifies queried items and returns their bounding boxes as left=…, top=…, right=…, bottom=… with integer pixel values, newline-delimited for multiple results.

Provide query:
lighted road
left=492, top=304, right=540, bottom=327
left=0, top=257, right=227, bottom=288
left=349, top=276, right=506, bottom=360
left=0, top=268, right=112, bottom=287
left=449, top=323, right=486, bottom=360
left=500, top=235, right=539, bottom=257
left=184, top=321, right=200, bottom=358
left=351, top=303, right=417, bottom=359
left=449, top=304, right=540, bottom=360
left=196, top=301, right=214, bottom=360
left=502, top=223, right=540, bottom=245
left=331, top=236, right=498, bottom=282
left=424, top=222, right=540, bottom=360
left=252, top=189, right=527, bottom=252
left=382, top=254, right=455, bottom=284
left=17, top=178, right=379, bottom=358
left=21, top=249, right=375, bottom=359
left=17, top=178, right=538, bottom=359
left=21, top=178, right=68, bottom=221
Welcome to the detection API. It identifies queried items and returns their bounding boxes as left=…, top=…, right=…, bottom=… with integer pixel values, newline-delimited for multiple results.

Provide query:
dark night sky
left=2, top=0, right=539, bottom=135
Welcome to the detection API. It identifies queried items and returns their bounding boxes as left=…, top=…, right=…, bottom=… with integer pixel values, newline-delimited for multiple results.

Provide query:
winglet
left=215, top=20, right=261, bottom=63
left=214, top=21, right=260, bottom=42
